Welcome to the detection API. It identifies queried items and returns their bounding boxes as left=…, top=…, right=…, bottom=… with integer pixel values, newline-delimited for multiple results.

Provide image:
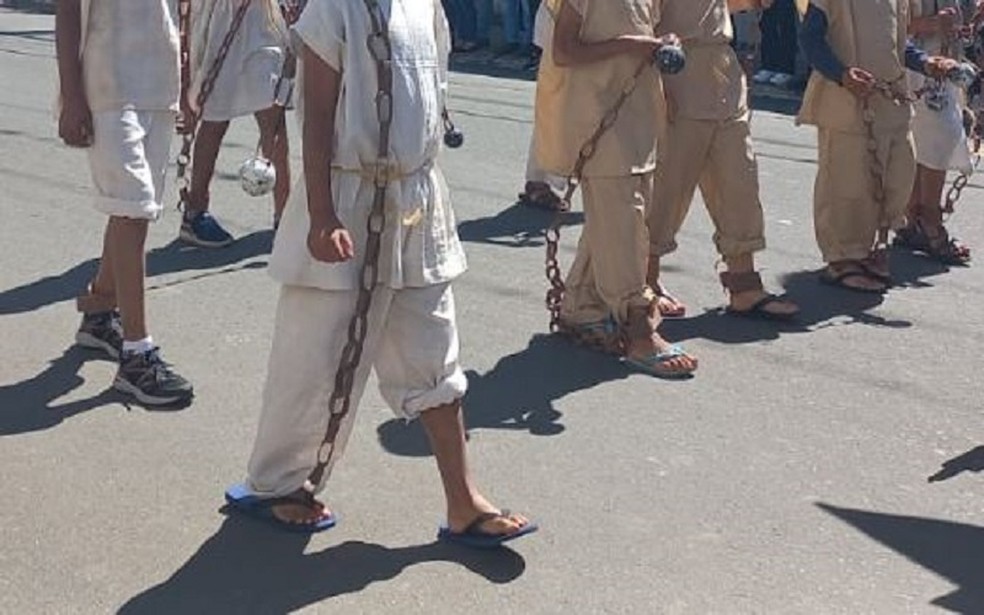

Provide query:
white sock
left=122, top=336, right=155, bottom=356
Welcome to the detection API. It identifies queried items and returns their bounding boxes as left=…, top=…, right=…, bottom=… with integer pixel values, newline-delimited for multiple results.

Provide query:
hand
left=925, top=55, right=959, bottom=79
left=58, top=91, right=93, bottom=148
left=308, top=220, right=355, bottom=263
left=177, top=95, right=196, bottom=136
left=655, top=33, right=680, bottom=49
left=618, top=34, right=664, bottom=60
left=840, top=66, right=876, bottom=98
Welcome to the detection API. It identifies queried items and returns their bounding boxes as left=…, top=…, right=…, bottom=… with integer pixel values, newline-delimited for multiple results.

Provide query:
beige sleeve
left=565, top=0, right=588, bottom=18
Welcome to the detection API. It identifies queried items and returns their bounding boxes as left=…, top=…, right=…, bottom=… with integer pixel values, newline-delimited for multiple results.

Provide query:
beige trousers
left=560, top=173, right=657, bottom=326
left=649, top=114, right=766, bottom=258
left=245, top=282, right=468, bottom=498
left=814, top=127, right=916, bottom=263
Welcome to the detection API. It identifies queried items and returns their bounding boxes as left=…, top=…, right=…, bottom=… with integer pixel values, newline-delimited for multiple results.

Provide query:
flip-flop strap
left=462, top=510, right=510, bottom=536
left=746, top=294, right=787, bottom=314
left=638, top=345, right=685, bottom=364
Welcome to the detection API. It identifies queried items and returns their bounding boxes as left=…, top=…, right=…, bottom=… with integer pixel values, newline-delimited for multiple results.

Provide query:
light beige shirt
left=81, top=0, right=181, bottom=113
left=656, top=0, right=747, bottom=121
left=190, top=0, right=290, bottom=120
left=797, top=0, right=912, bottom=134
left=535, top=0, right=666, bottom=178
left=269, top=0, right=467, bottom=290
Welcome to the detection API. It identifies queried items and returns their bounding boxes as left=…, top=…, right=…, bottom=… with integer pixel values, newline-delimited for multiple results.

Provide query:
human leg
left=256, top=106, right=291, bottom=225
left=700, top=115, right=797, bottom=318
left=580, top=175, right=696, bottom=375
left=245, top=285, right=391, bottom=524
left=647, top=117, right=713, bottom=317
left=180, top=120, right=234, bottom=247
left=375, top=284, right=532, bottom=540
left=813, top=128, right=889, bottom=292
left=86, top=110, right=192, bottom=403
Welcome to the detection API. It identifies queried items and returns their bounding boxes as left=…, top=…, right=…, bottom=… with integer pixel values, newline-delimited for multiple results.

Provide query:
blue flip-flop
left=224, top=483, right=337, bottom=534
left=623, top=345, right=696, bottom=380
left=438, top=510, right=539, bottom=549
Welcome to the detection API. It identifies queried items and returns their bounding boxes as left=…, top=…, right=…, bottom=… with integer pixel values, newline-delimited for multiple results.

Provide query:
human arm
left=301, top=45, right=354, bottom=263
left=55, top=0, right=92, bottom=147
left=551, top=0, right=678, bottom=67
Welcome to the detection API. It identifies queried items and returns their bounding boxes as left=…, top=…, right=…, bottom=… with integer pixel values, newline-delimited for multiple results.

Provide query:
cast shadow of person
left=457, top=202, right=584, bottom=249
left=928, top=445, right=984, bottom=483
left=0, top=230, right=273, bottom=316
left=0, top=346, right=191, bottom=436
left=818, top=503, right=984, bottom=613
left=377, top=333, right=628, bottom=457
left=660, top=267, right=911, bottom=347
left=118, top=515, right=526, bottom=615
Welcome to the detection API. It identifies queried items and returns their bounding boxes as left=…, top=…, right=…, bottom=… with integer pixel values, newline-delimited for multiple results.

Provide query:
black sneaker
left=114, top=348, right=194, bottom=406
left=76, top=310, right=123, bottom=360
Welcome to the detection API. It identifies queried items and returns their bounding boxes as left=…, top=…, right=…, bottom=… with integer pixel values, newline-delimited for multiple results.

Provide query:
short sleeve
left=293, top=0, right=345, bottom=72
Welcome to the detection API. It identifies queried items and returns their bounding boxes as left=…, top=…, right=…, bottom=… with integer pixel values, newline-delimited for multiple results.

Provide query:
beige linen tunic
left=189, top=0, right=291, bottom=121
left=534, top=0, right=665, bottom=178
left=269, top=0, right=467, bottom=290
left=656, top=0, right=747, bottom=121
left=80, top=0, right=181, bottom=113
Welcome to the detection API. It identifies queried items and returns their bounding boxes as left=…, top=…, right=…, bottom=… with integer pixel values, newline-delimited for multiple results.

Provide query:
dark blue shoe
left=180, top=211, right=234, bottom=248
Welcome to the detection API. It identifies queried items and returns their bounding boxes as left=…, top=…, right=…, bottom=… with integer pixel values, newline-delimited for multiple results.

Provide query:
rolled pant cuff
left=399, top=369, right=469, bottom=420
left=716, top=238, right=767, bottom=259
left=94, top=195, right=162, bottom=221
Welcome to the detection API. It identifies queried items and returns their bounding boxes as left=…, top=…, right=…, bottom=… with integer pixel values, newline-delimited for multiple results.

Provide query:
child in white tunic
left=56, top=0, right=194, bottom=406
left=179, top=0, right=294, bottom=248
left=228, top=0, right=535, bottom=543
left=896, top=0, right=973, bottom=264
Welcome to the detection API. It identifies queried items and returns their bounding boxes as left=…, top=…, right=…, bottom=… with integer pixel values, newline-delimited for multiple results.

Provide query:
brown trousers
left=814, top=127, right=916, bottom=263
left=560, top=173, right=658, bottom=326
left=649, top=114, right=766, bottom=259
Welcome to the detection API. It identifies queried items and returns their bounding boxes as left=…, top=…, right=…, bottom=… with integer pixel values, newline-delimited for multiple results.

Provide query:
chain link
left=302, top=0, right=395, bottom=494
left=861, top=78, right=914, bottom=258
left=544, top=59, right=652, bottom=332
left=175, top=0, right=253, bottom=207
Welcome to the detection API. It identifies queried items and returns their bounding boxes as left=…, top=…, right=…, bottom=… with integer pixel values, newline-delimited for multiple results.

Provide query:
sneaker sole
left=113, top=376, right=194, bottom=406
left=179, top=228, right=234, bottom=248
left=75, top=331, right=120, bottom=360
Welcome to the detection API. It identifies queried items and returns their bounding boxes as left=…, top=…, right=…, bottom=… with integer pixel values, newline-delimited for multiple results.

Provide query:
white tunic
left=269, top=0, right=467, bottom=290
left=190, top=0, right=290, bottom=121
left=80, top=0, right=180, bottom=113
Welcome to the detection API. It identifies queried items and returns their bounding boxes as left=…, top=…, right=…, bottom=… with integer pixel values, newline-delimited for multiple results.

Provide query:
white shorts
left=87, top=110, right=175, bottom=220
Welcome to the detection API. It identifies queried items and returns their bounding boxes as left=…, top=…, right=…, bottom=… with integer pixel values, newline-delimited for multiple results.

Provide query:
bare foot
left=729, top=289, right=799, bottom=318
left=447, top=493, right=531, bottom=536
left=270, top=491, right=333, bottom=527
left=626, top=332, right=698, bottom=376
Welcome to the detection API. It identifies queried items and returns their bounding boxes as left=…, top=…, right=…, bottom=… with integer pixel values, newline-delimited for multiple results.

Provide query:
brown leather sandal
left=720, top=271, right=798, bottom=321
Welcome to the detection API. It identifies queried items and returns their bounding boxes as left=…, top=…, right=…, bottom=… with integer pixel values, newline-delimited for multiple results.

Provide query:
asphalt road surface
left=2, top=9, right=984, bottom=615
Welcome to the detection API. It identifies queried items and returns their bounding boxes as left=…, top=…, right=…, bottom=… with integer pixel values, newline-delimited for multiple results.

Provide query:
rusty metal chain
left=861, top=78, right=912, bottom=261
left=544, top=59, right=652, bottom=332
left=175, top=0, right=253, bottom=209
left=943, top=172, right=969, bottom=218
left=302, top=0, right=395, bottom=494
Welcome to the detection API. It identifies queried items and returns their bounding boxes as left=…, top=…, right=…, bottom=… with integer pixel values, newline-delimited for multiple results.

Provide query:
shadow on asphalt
left=818, top=503, right=984, bottom=613
left=0, top=346, right=191, bottom=435
left=0, top=230, right=272, bottom=315
left=457, top=201, right=584, bottom=248
left=377, top=333, right=627, bottom=457
left=117, top=515, right=525, bottom=614
left=928, top=446, right=984, bottom=483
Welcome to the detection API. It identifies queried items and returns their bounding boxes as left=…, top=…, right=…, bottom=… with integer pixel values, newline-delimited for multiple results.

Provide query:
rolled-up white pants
left=246, top=282, right=468, bottom=498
